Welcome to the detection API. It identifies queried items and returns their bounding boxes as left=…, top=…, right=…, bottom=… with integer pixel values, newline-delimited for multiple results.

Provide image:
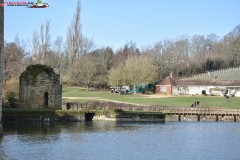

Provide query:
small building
left=156, top=73, right=240, bottom=97
left=19, top=64, right=62, bottom=108
left=130, top=84, right=153, bottom=93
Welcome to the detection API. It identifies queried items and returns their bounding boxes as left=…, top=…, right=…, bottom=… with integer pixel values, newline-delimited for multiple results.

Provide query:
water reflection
left=0, top=121, right=240, bottom=160
left=3, top=122, right=62, bottom=135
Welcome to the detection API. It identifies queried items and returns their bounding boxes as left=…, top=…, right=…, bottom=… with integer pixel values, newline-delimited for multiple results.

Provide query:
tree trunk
left=0, top=0, right=4, bottom=135
left=134, top=84, right=136, bottom=94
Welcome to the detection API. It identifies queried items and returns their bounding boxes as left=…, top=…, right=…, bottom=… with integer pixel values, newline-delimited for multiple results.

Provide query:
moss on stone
left=2, top=108, right=85, bottom=121
left=117, top=111, right=166, bottom=119
left=20, top=64, right=55, bottom=85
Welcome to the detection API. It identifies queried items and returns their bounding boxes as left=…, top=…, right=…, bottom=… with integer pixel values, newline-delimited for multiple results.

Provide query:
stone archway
left=19, top=64, right=62, bottom=108
left=44, top=92, right=48, bottom=107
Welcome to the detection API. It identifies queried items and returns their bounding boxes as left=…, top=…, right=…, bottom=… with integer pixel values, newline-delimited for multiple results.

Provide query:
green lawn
left=62, top=87, right=240, bottom=109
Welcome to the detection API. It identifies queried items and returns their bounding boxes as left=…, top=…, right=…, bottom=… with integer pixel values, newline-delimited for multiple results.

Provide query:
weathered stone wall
left=62, top=101, right=165, bottom=121
left=19, top=65, right=62, bottom=108
left=63, top=101, right=166, bottom=112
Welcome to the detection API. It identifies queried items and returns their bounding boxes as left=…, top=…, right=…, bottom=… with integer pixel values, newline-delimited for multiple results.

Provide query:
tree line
left=3, top=0, right=240, bottom=93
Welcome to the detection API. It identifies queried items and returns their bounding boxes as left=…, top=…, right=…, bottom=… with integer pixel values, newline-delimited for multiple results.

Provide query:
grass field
left=62, top=87, right=240, bottom=109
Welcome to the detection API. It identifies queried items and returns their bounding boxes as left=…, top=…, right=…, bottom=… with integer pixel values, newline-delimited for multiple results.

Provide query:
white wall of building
left=176, top=85, right=240, bottom=97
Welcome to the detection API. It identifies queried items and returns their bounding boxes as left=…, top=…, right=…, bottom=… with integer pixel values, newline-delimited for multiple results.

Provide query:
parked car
left=221, top=91, right=236, bottom=97
left=110, top=86, right=130, bottom=94
left=229, top=91, right=236, bottom=97
left=120, top=86, right=130, bottom=93
left=110, top=87, right=119, bottom=93
left=177, top=90, right=188, bottom=95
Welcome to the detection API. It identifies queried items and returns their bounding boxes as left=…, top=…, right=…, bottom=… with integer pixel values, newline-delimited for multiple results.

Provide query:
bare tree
left=30, top=20, right=51, bottom=64
left=52, top=35, right=67, bottom=82
left=40, top=19, right=51, bottom=64
left=142, top=38, right=184, bottom=82
left=205, top=34, right=219, bottom=58
left=78, top=35, right=95, bottom=57
left=161, top=38, right=176, bottom=73
left=70, top=56, right=104, bottom=91
left=90, top=46, right=114, bottom=70
left=112, top=41, right=140, bottom=67
left=0, top=0, right=4, bottom=134
left=203, top=33, right=220, bottom=70
left=108, top=63, right=125, bottom=88
left=142, top=41, right=167, bottom=82
left=173, top=35, right=190, bottom=77
left=31, top=30, right=40, bottom=63
left=191, top=35, right=205, bottom=59
left=233, top=36, right=240, bottom=66
left=124, top=55, right=156, bottom=94
left=101, top=46, right=114, bottom=70
left=92, top=61, right=108, bottom=89
left=66, top=0, right=82, bottom=65
left=190, top=35, right=205, bottom=73
left=4, top=41, right=25, bottom=84
left=226, top=25, right=240, bottom=66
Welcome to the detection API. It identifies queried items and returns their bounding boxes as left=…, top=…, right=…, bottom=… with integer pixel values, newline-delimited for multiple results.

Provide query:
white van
left=120, top=86, right=130, bottom=93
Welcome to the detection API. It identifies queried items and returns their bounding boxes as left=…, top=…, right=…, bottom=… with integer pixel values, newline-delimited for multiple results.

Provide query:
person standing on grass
left=196, top=100, right=200, bottom=107
left=225, top=94, right=229, bottom=102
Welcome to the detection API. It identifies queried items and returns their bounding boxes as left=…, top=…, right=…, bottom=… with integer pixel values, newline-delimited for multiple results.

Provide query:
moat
left=1, top=121, right=240, bottom=159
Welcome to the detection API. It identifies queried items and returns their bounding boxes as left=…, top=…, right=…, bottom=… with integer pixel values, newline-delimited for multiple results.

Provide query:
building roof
left=180, top=67, right=240, bottom=80
left=175, top=79, right=240, bottom=86
left=157, top=73, right=240, bottom=87
left=157, top=76, right=177, bottom=86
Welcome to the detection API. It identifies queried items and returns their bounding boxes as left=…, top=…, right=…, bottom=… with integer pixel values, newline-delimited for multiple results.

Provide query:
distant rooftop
left=180, top=67, right=240, bottom=81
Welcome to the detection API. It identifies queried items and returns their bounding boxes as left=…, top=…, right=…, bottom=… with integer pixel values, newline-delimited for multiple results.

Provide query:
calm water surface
left=1, top=121, right=240, bottom=160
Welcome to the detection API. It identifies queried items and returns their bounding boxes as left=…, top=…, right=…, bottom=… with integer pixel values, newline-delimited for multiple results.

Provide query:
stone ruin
left=19, top=64, right=62, bottom=108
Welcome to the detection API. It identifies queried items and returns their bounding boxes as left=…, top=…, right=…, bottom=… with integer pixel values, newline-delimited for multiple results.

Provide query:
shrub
left=202, top=90, right=206, bottom=95
left=4, top=78, right=19, bottom=95
left=5, top=91, right=18, bottom=108
left=4, top=78, right=19, bottom=108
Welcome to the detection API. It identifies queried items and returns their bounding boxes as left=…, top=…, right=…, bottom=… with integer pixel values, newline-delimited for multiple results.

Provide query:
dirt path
left=63, top=94, right=173, bottom=100
left=62, top=97, right=140, bottom=105
left=140, top=94, right=175, bottom=98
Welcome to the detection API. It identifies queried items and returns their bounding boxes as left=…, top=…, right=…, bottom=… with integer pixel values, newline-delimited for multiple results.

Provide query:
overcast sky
left=4, top=0, right=240, bottom=51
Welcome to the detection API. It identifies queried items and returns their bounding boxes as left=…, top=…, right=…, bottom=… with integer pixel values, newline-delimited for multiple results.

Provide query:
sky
left=4, top=0, right=240, bottom=51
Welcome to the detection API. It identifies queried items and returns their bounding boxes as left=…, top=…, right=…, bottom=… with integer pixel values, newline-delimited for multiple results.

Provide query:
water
left=1, top=121, right=240, bottom=160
